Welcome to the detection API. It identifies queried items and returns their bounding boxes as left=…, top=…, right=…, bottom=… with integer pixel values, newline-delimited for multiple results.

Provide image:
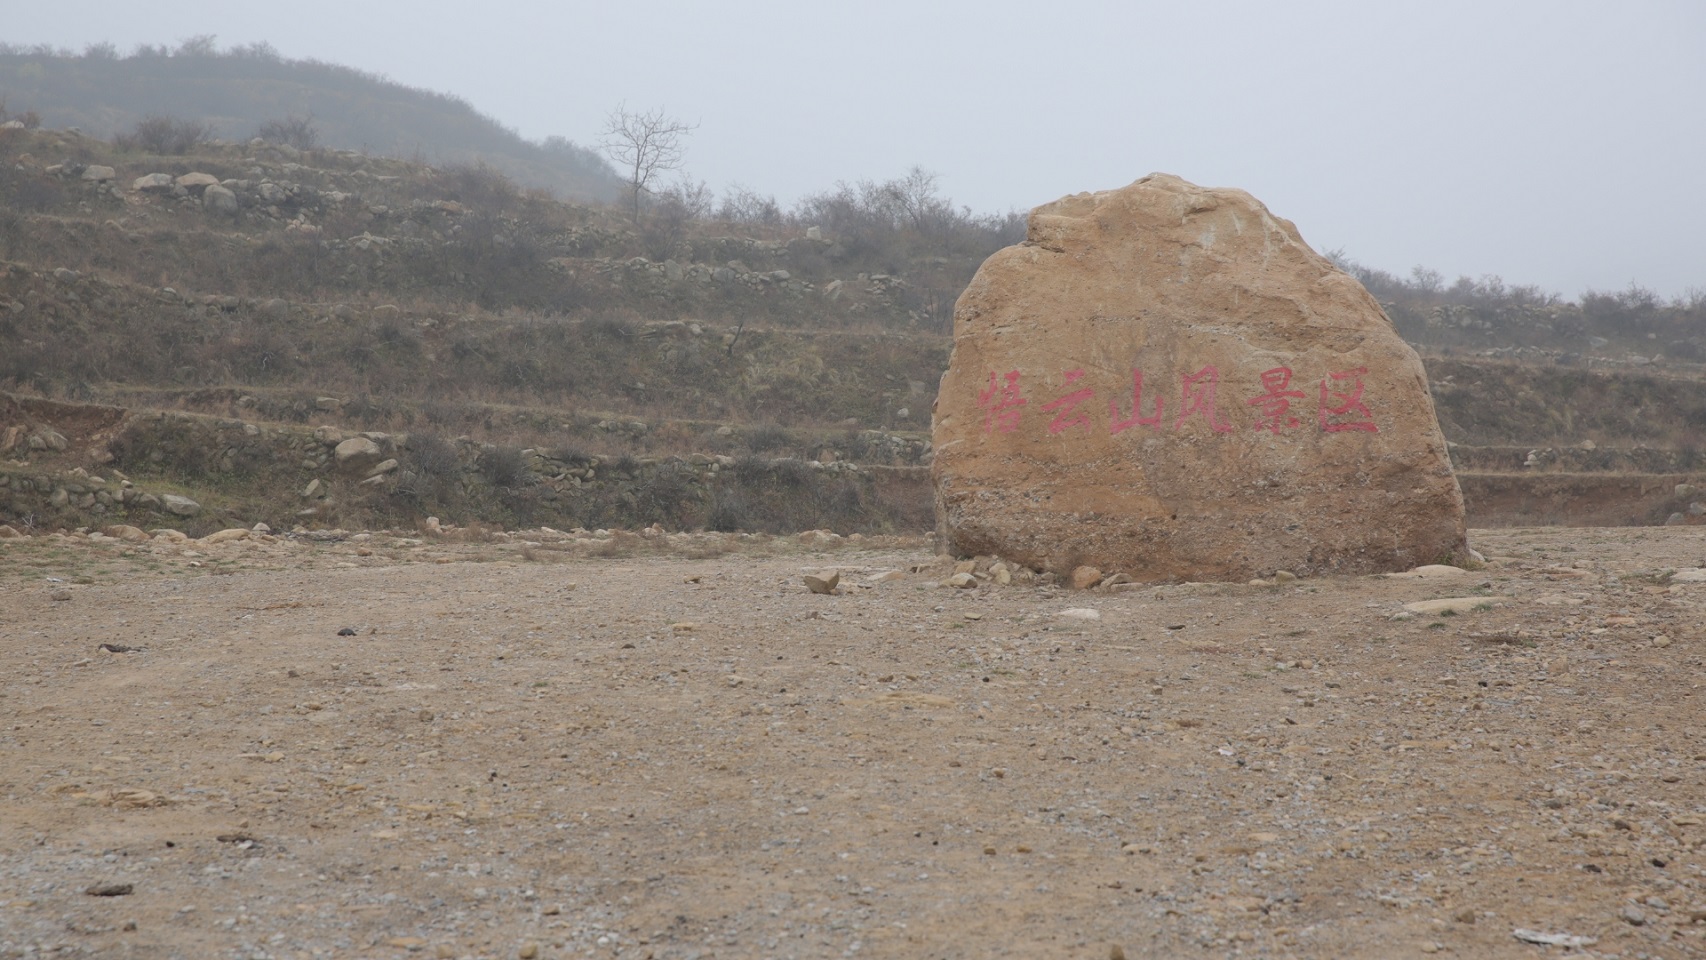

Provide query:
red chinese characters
left=1108, top=369, right=1165, bottom=434
left=1172, top=365, right=1234, bottom=433
left=973, top=363, right=1380, bottom=435
left=977, top=369, right=1027, bottom=433
left=1040, top=369, right=1095, bottom=433
left=1246, top=366, right=1306, bottom=433
left=1318, top=366, right=1378, bottom=433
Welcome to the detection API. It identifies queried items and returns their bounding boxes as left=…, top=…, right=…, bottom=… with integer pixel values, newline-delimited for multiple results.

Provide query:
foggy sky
left=7, top=0, right=1704, bottom=300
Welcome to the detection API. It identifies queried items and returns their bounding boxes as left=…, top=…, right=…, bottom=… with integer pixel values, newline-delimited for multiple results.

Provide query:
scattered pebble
left=84, top=883, right=133, bottom=897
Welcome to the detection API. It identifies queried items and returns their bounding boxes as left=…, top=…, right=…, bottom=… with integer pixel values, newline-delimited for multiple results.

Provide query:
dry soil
left=2, top=526, right=1704, bottom=959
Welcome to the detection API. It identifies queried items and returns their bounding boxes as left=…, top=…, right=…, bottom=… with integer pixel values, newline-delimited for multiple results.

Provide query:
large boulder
left=202, top=183, right=239, bottom=214
left=175, top=172, right=220, bottom=191
left=159, top=494, right=201, bottom=517
left=932, top=174, right=1466, bottom=582
left=334, top=436, right=383, bottom=473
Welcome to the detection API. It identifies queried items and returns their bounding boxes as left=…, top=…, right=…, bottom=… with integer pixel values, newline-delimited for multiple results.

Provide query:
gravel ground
left=2, top=525, right=1704, bottom=959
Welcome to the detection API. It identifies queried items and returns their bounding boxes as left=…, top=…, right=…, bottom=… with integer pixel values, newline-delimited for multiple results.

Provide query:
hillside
left=0, top=40, right=621, bottom=202
left=0, top=121, right=1703, bottom=543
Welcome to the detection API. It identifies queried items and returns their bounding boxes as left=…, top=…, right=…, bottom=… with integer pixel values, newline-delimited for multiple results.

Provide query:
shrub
left=744, top=422, right=790, bottom=454
left=407, top=432, right=461, bottom=482
left=706, top=490, right=754, bottom=532
left=632, top=462, right=700, bottom=528
left=435, top=163, right=520, bottom=213
left=256, top=114, right=320, bottom=151
left=116, top=114, right=214, bottom=155
left=479, top=445, right=529, bottom=489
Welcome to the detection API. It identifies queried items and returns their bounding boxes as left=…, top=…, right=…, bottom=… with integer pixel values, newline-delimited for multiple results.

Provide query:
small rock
left=1069, top=565, right=1103, bottom=590
left=1059, top=608, right=1101, bottom=621
left=941, top=572, right=978, bottom=589
left=198, top=528, right=250, bottom=545
left=1273, top=570, right=1298, bottom=583
left=1402, top=597, right=1490, bottom=615
left=159, top=494, right=201, bottom=517
left=50, top=588, right=72, bottom=601
left=803, top=571, right=840, bottom=594
left=1403, top=564, right=1465, bottom=578
left=85, top=883, right=133, bottom=897
left=518, top=943, right=539, bottom=960
left=1620, top=904, right=1646, bottom=926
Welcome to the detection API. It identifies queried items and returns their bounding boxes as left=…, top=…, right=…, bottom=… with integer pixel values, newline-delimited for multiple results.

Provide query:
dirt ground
left=2, top=525, right=1704, bottom=960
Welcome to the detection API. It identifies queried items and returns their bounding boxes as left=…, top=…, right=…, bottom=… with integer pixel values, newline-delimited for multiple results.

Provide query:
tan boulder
left=198, top=528, right=251, bottom=545
left=102, top=524, right=150, bottom=542
left=334, top=436, right=383, bottom=473
left=932, top=174, right=1466, bottom=582
left=1069, top=565, right=1103, bottom=590
left=175, top=172, right=220, bottom=191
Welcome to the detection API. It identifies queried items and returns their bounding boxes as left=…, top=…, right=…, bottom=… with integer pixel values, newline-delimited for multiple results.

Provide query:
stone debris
left=803, top=571, right=840, bottom=594
left=1401, top=597, right=1492, bottom=615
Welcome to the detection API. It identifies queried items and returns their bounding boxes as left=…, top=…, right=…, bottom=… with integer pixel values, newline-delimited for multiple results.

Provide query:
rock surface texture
left=932, top=174, right=1467, bottom=581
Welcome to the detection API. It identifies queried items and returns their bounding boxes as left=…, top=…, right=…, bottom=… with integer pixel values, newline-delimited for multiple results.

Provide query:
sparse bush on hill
left=0, top=96, right=41, bottom=129
left=1328, top=250, right=1706, bottom=357
left=479, top=445, right=529, bottom=490
left=743, top=422, right=791, bottom=454
left=256, top=114, right=319, bottom=151
left=115, top=114, right=213, bottom=155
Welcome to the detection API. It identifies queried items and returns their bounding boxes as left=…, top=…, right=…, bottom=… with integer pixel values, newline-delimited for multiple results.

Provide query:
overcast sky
left=8, top=1, right=1704, bottom=299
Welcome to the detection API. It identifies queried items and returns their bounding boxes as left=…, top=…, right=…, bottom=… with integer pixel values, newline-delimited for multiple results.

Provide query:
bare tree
left=599, top=103, right=696, bottom=223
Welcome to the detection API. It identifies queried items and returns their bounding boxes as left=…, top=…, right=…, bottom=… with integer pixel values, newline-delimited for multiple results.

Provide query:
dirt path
left=2, top=527, right=1704, bottom=959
